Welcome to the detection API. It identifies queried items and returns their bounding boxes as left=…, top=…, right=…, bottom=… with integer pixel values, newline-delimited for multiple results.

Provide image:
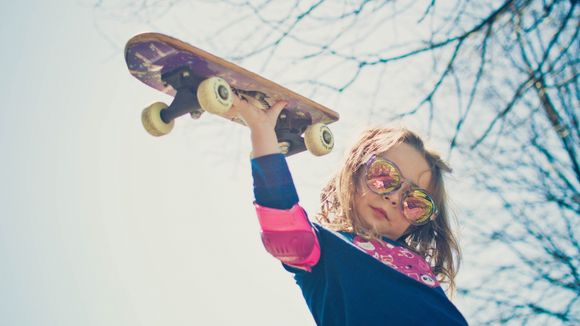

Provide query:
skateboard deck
left=125, top=32, right=339, bottom=156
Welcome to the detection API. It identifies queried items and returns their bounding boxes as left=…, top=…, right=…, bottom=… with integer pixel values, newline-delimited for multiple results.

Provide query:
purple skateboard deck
left=125, top=32, right=339, bottom=156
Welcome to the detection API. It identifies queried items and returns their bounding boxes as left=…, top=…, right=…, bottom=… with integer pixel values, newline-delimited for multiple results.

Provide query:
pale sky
left=0, top=1, right=479, bottom=325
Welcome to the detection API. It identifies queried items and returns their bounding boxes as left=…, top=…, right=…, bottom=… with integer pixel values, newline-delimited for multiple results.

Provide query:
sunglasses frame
left=364, top=155, right=438, bottom=225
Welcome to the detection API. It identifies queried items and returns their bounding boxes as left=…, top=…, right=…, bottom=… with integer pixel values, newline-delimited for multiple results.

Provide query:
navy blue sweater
left=252, top=154, right=468, bottom=326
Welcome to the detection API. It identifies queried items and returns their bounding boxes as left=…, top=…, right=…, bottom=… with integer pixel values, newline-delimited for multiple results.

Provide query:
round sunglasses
left=364, top=155, right=438, bottom=225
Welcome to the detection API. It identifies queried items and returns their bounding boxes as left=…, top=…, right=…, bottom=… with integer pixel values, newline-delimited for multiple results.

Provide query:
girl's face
left=354, top=143, right=433, bottom=240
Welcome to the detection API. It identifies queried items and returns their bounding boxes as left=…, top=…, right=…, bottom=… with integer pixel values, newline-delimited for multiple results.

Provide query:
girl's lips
left=371, top=206, right=389, bottom=221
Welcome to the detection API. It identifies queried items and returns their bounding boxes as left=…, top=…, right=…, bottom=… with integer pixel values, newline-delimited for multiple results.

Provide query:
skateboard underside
left=125, top=33, right=339, bottom=156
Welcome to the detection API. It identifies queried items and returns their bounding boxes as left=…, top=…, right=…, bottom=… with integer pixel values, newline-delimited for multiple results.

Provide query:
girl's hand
left=233, top=95, right=288, bottom=157
left=234, top=95, right=287, bottom=133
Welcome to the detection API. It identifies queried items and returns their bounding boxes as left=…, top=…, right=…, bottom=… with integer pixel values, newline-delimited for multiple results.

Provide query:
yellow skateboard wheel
left=197, top=77, right=234, bottom=115
left=304, top=123, right=334, bottom=156
left=141, top=102, right=174, bottom=136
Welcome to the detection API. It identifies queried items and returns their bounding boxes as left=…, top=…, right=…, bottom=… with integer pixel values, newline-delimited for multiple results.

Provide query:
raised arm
left=235, top=96, right=320, bottom=271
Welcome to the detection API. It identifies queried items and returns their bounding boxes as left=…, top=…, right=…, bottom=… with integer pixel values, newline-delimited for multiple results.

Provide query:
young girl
left=236, top=97, right=468, bottom=325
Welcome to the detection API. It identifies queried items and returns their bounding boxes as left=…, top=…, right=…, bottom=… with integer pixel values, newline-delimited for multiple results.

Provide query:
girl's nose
left=383, top=181, right=411, bottom=206
left=384, top=180, right=412, bottom=205
left=383, top=190, right=401, bottom=206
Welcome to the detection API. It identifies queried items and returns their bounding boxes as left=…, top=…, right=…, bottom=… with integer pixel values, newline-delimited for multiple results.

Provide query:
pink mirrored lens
left=366, top=160, right=400, bottom=193
left=403, top=190, right=435, bottom=224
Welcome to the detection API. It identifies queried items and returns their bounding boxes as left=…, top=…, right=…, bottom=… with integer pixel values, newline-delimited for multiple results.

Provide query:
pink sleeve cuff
left=254, top=203, right=321, bottom=271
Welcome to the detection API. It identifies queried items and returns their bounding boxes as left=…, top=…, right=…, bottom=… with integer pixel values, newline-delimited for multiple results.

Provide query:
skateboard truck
left=160, top=66, right=205, bottom=122
left=276, top=109, right=310, bottom=156
left=141, top=66, right=235, bottom=136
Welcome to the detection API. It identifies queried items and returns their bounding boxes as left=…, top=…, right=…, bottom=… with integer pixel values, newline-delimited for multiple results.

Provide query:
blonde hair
left=315, top=127, right=461, bottom=293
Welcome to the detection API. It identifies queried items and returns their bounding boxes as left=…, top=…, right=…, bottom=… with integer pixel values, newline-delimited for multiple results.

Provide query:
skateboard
left=125, top=32, right=340, bottom=156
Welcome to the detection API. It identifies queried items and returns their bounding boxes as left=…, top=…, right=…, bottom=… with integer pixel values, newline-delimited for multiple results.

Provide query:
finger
left=232, top=94, right=245, bottom=109
left=269, top=100, right=288, bottom=119
left=233, top=95, right=252, bottom=119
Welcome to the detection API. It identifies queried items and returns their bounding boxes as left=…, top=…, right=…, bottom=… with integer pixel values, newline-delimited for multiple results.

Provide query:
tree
left=99, top=0, right=579, bottom=324
left=206, top=1, right=579, bottom=323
